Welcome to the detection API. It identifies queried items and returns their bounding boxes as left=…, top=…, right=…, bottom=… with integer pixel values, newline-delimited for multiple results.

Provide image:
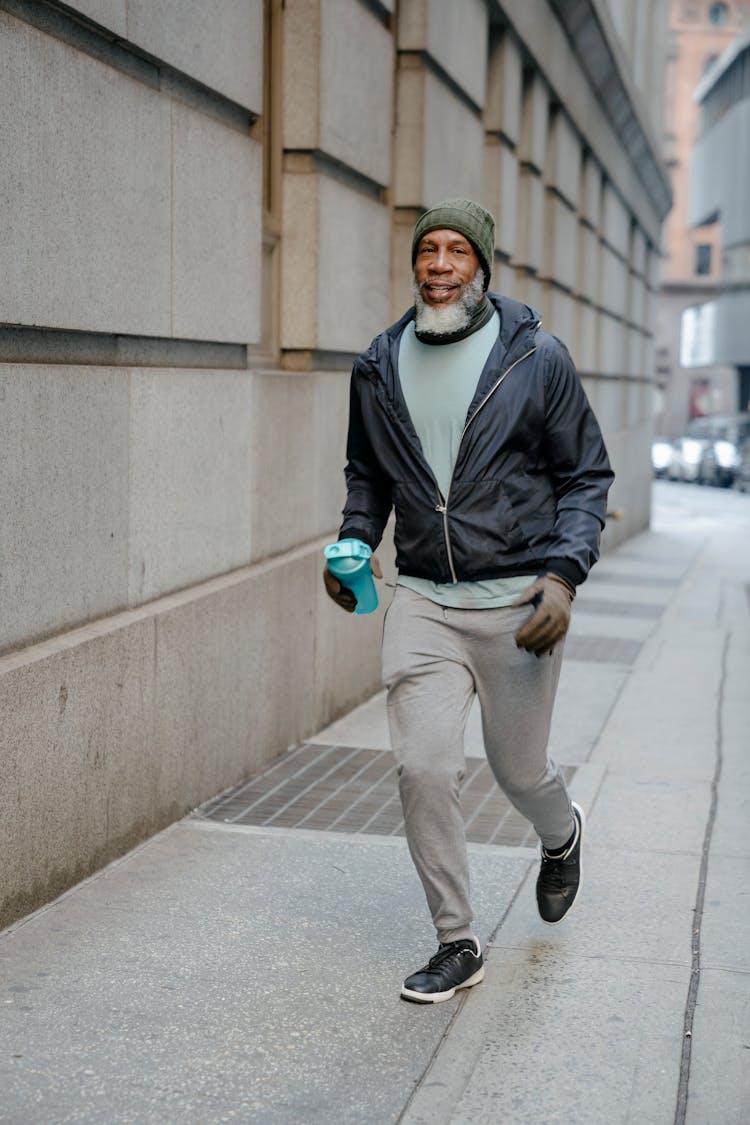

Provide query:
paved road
left=1, top=480, right=748, bottom=1124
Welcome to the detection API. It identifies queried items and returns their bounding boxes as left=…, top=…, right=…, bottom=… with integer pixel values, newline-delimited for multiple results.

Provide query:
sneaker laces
left=425, top=939, right=478, bottom=971
left=538, top=856, right=572, bottom=889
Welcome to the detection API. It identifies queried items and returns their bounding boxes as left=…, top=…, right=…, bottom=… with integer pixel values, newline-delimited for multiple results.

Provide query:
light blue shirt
left=396, top=313, right=535, bottom=609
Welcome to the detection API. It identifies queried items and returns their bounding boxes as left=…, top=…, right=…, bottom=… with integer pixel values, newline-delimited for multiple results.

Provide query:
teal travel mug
left=324, top=538, right=379, bottom=615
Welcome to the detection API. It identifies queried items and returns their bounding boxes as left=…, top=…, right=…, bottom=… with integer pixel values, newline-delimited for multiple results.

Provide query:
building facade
left=655, top=0, right=750, bottom=436
left=0, top=0, right=670, bottom=927
left=688, top=22, right=750, bottom=411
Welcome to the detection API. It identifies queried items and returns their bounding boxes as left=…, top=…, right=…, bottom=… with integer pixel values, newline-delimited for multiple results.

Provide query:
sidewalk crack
left=673, top=630, right=729, bottom=1125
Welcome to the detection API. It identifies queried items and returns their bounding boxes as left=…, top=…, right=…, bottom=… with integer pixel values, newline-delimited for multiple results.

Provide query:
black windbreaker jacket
left=339, top=292, right=614, bottom=590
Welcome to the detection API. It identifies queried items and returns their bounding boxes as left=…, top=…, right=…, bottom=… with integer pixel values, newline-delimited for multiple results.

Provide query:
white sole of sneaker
left=400, top=965, right=485, bottom=1004
left=540, top=801, right=586, bottom=927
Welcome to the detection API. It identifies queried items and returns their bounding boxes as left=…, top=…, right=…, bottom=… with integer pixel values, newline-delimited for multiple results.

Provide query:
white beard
left=411, top=268, right=485, bottom=337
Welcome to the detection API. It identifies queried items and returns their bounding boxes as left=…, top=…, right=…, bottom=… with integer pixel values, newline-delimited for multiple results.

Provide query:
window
left=708, top=2, right=729, bottom=25
left=695, top=244, right=713, bottom=274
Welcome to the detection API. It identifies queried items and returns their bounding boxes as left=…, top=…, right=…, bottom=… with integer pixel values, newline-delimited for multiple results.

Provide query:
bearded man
left=324, top=198, right=614, bottom=1003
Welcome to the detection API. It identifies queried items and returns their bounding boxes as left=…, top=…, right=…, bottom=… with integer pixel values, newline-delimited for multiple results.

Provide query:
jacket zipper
left=435, top=341, right=539, bottom=583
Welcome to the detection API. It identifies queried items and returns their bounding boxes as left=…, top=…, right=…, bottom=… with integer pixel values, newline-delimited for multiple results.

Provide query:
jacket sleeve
left=338, top=370, right=393, bottom=551
left=540, top=339, right=615, bottom=588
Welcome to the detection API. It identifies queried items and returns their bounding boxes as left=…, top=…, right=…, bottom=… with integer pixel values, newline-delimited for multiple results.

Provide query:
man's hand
left=323, top=555, right=382, bottom=613
left=512, top=573, right=575, bottom=656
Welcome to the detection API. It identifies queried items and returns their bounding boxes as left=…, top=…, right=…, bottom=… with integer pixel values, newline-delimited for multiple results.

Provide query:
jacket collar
left=356, top=291, right=541, bottom=390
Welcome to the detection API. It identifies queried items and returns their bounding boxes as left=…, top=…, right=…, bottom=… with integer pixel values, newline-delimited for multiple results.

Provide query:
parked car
left=697, top=438, right=742, bottom=488
left=651, top=437, right=675, bottom=478
left=667, top=436, right=708, bottom=483
left=733, top=438, right=750, bottom=493
left=685, top=413, right=750, bottom=488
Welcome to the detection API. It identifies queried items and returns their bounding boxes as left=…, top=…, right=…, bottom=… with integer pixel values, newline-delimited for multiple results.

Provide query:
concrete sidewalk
left=1, top=482, right=748, bottom=1124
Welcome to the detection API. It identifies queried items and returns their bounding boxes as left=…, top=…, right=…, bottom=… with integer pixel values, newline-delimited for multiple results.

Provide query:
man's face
left=414, top=229, right=481, bottom=306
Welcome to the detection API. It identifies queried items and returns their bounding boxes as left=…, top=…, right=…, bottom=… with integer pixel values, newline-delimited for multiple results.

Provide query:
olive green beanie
left=411, top=198, right=495, bottom=289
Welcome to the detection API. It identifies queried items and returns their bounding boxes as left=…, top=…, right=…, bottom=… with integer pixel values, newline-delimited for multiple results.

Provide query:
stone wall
left=0, top=0, right=670, bottom=927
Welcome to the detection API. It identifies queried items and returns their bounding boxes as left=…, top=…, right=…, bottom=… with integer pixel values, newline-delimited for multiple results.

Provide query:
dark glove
left=512, top=573, right=575, bottom=656
left=323, top=555, right=382, bottom=613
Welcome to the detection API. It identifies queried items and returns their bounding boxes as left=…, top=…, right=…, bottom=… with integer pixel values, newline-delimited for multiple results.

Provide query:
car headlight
left=683, top=439, right=703, bottom=465
left=651, top=441, right=673, bottom=470
left=714, top=440, right=739, bottom=469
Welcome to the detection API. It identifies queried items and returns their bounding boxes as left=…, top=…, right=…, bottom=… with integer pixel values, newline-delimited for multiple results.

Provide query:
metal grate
left=197, top=743, right=576, bottom=847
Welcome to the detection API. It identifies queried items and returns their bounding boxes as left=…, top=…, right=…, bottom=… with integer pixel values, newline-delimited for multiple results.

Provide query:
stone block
left=319, top=0, right=393, bottom=187
left=600, top=245, right=629, bottom=318
left=581, top=154, right=603, bottom=228
left=171, top=104, right=262, bottom=344
left=0, top=617, right=157, bottom=929
left=512, top=270, right=544, bottom=315
left=423, top=70, right=485, bottom=205
left=0, top=13, right=171, bottom=336
left=151, top=554, right=319, bottom=808
left=625, top=372, right=641, bottom=427
left=390, top=210, right=417, bottom=322
left=591, top=373, right=625, bottom=433
left=392, top=58, right=425, bottom=206
left=592, top=775, right=710, bottom=855
left=281, top=172, right=320, bottom=350
left=514, top=168, right=544, bottom=273
left=282, top=0, right=321, bottom=149
left=398, top=0, right=488, bottom=109
left=631, top=224, right=647, bottom=277
left=493, top=260, right=517, bottom=300
left=698, top=855, right=750, bottom=972
left=447, top=952, right=688, bottom=1123
left=544, top=285, right=575, bottom=348
left=318, top=178, right=390, bottom=352
left=395, top=62, right=484, bottom=208
left=314, top=371, right=353, bottom=533
left=575, top=301, right=599, bottom=372
left=629, top=273, right=646, bottom=328
left=599, top=314, right=626, bottom=376
left=578, top=225, right=600, bottom=302
left=126, top=0, right=264, bottom=110
left=0, top=365, right=130, bottom=654
left=545, top=110, right=581, bottom=208
left=542, top=193, right=578, bottom=291
left=248, top=370, right=341, bottom=562
left=602, top=181, right=631, bottom=257
left=485, top=29, right=523, bottom=143
left=684, top=970, right=750, bottom=1125
left=627, top=327, right=646, bottom=380
left=484, top=137, right=518, bottom=259
left=519, top=71, right=549, bottom=173
left=646, top=243, right=662, bottom=291
left=69, top=1, right=127, bottom=34
left=128, top=368, right=254, bottom=605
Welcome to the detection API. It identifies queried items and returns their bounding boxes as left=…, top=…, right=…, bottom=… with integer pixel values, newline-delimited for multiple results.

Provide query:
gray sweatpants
left=382, top=585, right=574, bottom=944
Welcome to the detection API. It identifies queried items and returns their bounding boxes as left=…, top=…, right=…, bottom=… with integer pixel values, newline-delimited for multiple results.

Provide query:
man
left=324, top=198, right=614, bottom=1004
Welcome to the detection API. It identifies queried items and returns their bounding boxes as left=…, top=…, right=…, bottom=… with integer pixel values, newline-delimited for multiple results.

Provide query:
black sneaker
left=536, top=802, right=585, bottom=925
left=400, top=938, right=484, bottom=1004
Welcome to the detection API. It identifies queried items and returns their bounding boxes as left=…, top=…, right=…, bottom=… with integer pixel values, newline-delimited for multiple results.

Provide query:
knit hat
left=411, top=198, right=495, bottom=289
